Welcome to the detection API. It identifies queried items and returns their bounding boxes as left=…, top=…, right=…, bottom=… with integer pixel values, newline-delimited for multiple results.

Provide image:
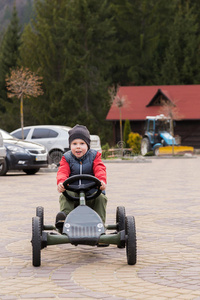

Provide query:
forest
left=0, top=0, right=33, bottom=35
left=0, top=0, right=200, bottom=144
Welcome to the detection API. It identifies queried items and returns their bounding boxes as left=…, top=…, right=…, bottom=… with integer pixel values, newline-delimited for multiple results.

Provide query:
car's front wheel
left=0, top=159, right=8, bottom=176
left=23, top=168, right=40, bottom=175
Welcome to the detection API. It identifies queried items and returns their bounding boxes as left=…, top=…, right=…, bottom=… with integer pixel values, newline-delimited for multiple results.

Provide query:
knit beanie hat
left=68, top=124, right=90, bottom=149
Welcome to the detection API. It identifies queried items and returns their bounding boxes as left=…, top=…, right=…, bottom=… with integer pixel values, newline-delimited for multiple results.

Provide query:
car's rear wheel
left=0, top=159, right=8, bottom=176
left=125, top=216, right=137, bottom=265
left=23, top=168, right=40, bottom=175
left=49, top=150, right=63, bottom=165
left=32, top=216, right=41, bottom=267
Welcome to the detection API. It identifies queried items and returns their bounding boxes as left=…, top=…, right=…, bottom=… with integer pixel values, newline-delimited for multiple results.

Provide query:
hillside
left=0, top=0, right=33, bottom=32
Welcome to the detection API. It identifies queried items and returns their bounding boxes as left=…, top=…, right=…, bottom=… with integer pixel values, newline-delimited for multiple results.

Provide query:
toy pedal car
left=31, top=174, right=137, bottom=267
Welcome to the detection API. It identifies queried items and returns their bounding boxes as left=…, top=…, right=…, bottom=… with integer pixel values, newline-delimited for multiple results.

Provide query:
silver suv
left=11, top=125, right=102, bottom=165
left=0, top=131, right=6, bottom=163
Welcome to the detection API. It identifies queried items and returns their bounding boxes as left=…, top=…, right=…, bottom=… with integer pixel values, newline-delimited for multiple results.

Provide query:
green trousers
left=59, top=191, right=108, bottom=224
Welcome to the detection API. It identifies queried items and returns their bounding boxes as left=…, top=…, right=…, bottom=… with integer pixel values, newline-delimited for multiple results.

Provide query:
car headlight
left=7, top=145, right=27, bottom=153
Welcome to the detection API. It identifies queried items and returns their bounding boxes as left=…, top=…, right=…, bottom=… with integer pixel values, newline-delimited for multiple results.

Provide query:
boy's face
left=70, top=138, right=88, bottom=158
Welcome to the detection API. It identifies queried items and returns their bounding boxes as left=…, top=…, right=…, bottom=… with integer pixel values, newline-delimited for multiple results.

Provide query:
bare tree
left=115, top=94, right=126, bottom=145
left=6, top=67, right=43, bottom=139
left=158, top=99, right=183, bottom=136
left=108, top=85, right=127, bottom=144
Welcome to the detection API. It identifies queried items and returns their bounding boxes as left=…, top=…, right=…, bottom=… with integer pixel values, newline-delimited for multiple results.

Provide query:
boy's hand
left=100, top=181, right=106, bottom=191
left=57, top=182, right=65, bottom=193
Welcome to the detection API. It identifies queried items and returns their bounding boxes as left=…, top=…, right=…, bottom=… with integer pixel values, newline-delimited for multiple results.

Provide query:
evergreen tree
left=21, top=0, right=33, bottom=27
left=160, top=1, right=200, bottom=84
left=123, top=119, right=131, bottom=147
left=62, top=0, right=115, bottom=138
left=110, top=0, right=176, bottom=85
left=20, top=0, right=115, bottom=142
left=0, top=5, right=21, bottom=100
left=0, top=4, right=21, bottom=130
left=181, top=2, right=200, bottom=83
left=19, top=0, right=68, bottom=125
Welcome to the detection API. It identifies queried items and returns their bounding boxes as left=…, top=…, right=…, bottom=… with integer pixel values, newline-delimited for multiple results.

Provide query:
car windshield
left=0, top=129, right=16, bottom=140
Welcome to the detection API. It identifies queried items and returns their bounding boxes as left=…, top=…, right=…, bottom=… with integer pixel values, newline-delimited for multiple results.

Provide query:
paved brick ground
left=1, top=157, right=200, bottom=299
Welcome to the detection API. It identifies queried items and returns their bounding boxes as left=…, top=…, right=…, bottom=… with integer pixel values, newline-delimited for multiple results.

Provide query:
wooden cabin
left=106, top=85, right=200, bottom=148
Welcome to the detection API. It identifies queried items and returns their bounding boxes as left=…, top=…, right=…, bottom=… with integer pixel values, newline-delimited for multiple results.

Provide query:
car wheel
left=141, top=138, right=150, bottom=156
left=125, top=216, right=137, bottom=265
left=0, top=159, right=8, bottom=176
left=116, top=206, right=126, bottom=248
left=49, top=150, right=63, bottom=165
left=23, top=168, right=40, bottom=175
left=32, top=216, right=41, bottom=267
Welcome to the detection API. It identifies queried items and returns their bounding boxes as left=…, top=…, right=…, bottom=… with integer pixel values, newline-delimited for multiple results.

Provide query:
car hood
left=3, top=138, right=46, bottom=150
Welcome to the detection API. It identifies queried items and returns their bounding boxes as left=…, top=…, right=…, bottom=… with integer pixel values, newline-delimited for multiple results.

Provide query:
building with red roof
left=106, top=85, right=200, bottom=148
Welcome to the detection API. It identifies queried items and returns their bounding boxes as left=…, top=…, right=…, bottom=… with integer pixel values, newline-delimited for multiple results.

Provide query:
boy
left=56, top=124, right=107, bottom=228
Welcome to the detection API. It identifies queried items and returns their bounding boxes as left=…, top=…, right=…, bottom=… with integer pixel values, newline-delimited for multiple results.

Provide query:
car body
left=0, top=131, right=6, bottom=163
left=11, top=125, right=102, bottom=165
left=0, top=129, right=48, bottom=176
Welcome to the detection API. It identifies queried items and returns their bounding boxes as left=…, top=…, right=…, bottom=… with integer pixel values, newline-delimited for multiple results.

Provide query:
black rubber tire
left=23, top=168, right=40, bottom=175
left=36, top=206, right=44, bottom=234
left=125, top=216, right=137, bottom=265
left=0, top=159, right=8, bottom=176
left=49, top=150, right=63, bottom=165
left=153, top=145, right=161, bottom=156
left=141, top=137, right=150, bottom=156
left=116, top=206, right=126, bottom=248
left=32, top=216, right=41, bottom=267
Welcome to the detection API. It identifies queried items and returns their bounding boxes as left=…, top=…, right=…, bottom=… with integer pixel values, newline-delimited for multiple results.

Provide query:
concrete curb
left=40, top=155, right=197, bottom=172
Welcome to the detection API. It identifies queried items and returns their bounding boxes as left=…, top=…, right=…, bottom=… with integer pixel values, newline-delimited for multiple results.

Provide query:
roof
left=106, top=85, right=200, bottom=121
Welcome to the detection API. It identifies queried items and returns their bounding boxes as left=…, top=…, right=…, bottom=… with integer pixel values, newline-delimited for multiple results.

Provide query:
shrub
left=144, top=151, right=153, bottom=156
left=101, top=143, right=110, bottom=159
left=123, top=119, right=131, bottom=147
left=127, top=132, right=142, bottom=155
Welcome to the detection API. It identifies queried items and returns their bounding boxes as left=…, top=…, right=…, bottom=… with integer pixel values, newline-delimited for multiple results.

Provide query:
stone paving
left=1, top=157, right=200, bottom=299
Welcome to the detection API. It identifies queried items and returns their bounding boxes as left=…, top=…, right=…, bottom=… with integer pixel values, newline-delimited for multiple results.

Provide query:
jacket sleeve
left=56, top=156, right=71, bottom=185
left=93, top=152, right=107, bottom=184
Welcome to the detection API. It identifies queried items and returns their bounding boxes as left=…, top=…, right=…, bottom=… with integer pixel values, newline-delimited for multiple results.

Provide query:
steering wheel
left=62, top=174, right=102, bottom=201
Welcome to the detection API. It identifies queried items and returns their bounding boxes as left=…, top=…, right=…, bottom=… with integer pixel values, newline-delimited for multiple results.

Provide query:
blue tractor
left=141, top=115, right=178, bottom=156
